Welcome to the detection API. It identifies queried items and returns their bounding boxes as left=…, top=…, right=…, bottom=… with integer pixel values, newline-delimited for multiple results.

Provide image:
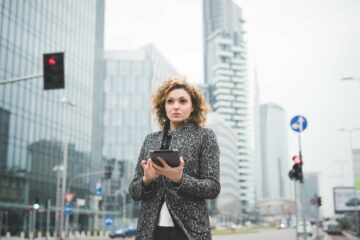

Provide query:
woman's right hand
left=141, top=159, right=159, bottom=187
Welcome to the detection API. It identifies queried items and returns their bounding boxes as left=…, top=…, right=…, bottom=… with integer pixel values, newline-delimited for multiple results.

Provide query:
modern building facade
left=0, top=0, right=105, bottom=233
left=303, top=172, right=320, bottom=219
left=206, top=112, right=242, bottom=222
left=203, top=0, right=254, bottom=217
left=259, top=103, right=291, bottom=200
left=103, top=44, right=178, bottom=219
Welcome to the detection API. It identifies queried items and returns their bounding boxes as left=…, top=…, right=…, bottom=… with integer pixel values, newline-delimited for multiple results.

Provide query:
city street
left=212, top=228, right=357, bottom=240
left=213, top=228, right=296, bottom=240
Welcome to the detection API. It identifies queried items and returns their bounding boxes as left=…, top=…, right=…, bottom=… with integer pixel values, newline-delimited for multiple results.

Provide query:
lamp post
left=338, top=127, right=360, bottom=235
left=341, top=77, right=360, bottom=82
left=59, top=97, right=75, bottom=239
left=52, top=165, right=64, bottom=238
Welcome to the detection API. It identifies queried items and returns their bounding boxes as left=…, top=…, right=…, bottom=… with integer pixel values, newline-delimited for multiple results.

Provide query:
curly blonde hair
left=152, top=76, right=209, bottom=128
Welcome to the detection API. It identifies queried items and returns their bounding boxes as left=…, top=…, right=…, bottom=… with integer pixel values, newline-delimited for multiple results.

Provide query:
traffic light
left=33, top=197, right=40, bottom=210
left=288, top=156, right=303, bottom=182
left=104, top=165, right=112, bottom=179
left=317, top=196, right=322, bottom=207
left=43, top=52, right=65, bottom=90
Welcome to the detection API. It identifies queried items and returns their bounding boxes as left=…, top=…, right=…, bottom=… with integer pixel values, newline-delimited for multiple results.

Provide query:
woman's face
left=165, top=88, right=193, bottom=128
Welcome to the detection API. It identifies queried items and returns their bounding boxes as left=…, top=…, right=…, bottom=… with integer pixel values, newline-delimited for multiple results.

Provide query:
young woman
left=129, top=76, right=220, bottom=240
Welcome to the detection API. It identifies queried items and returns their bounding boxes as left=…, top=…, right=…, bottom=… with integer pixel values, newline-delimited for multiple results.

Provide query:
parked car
left=345, top=198, right=360, bottom=206
left=297, top=221, right=312, bottom=237
left=325, top=221, right=342, bottom=235
left=109, top=226, right=137, bottom=238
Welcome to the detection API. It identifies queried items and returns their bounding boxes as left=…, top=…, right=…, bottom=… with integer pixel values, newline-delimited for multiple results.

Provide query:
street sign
left=76, top=198, right=86, bottom=207
left=310, top=198, right=317, bottom=206
left=95, top=182, right=103, bottom=196
left=290, top=115, right=308, bottom=132
left=65, top=204, right=74, bottom=214
left=64, top=192, right=76, bottom=203
left=104, top=216, right=114, bottom=226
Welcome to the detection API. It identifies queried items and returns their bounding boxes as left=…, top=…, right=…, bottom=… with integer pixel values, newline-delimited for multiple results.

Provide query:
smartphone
left=149, top=150, right=180, bottom=168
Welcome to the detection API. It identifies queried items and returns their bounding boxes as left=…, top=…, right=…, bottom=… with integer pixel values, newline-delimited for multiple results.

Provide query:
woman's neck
left=169, top=122, right=183, bottom=131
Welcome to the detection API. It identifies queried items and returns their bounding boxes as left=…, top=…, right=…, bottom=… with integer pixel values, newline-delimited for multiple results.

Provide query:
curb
left=343, top=231, right=360, bottom=240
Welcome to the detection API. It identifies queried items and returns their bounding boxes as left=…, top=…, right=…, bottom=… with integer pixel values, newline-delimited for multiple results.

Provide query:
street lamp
left=341, top=77, right=360, bottom=82
left=52, top=165, right=64, bottom=238
left=59, top=97, right=75, bottom=239
left=338, top=127, right=360, bottom=235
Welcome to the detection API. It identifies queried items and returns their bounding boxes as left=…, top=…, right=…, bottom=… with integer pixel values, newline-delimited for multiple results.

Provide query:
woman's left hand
left=152, top=156, right=185, bottom=184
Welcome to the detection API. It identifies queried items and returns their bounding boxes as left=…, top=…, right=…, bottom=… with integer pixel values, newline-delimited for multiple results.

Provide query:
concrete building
left=207, top=112, right=242, bottom=222
left=203, top=0, right=253, bottom=217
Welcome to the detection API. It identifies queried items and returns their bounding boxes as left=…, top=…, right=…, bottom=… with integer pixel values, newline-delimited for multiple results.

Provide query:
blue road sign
left=95, top=181, right=103, bottom=196
left=65, top=204, right=73, bottom=214
left=310, top=198, right=317, bottom=206
left=104, top=216, right=114, bottom=226
left=290, top=115, right=308, bottom=132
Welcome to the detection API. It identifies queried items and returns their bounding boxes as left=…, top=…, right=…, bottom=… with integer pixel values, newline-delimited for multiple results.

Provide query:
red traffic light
left=43, top=52, right=65, bottom=90
left=292, top=156, right=302, bottom=164
left=47, top=57, right=57, bottom=65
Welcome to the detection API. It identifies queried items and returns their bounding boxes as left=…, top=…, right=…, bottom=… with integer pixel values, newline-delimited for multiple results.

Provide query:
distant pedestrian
left=129, top=76, right=220, bottom=240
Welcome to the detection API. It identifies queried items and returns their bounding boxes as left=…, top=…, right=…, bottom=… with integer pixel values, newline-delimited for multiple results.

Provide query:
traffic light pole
left=298, top=131, right=307, bottom=240
left=294, top=181, right=299, bottom=240
left=0, top=74, right=43, bottom=85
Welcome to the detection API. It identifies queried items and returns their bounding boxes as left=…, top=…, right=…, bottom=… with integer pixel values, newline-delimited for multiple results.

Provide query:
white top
left=157, top=201, right=174, bottom=226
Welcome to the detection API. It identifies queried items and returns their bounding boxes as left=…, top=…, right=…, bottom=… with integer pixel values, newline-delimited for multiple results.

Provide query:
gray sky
left=105, top=0, right=360, bottom=216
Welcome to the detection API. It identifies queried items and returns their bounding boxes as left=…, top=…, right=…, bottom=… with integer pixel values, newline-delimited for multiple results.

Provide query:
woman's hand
left=152, top=156, right=185, bottom=183
left=141, top=159, right=159, bottom=187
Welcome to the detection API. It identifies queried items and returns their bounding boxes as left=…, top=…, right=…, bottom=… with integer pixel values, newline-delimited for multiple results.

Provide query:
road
left=212, top=228, right=358, bottom=240
left=213, top=228, right=296, bottom=240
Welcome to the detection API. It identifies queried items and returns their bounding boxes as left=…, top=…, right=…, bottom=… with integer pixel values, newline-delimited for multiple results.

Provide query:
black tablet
left=150, top=150, right=180, bottom=168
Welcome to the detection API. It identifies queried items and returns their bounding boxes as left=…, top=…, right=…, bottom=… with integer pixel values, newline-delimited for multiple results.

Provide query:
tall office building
left=203, top=0, right=254, bottom=216
left=103, top=44, right=178, bottom=217
left=207, top=112, right=242, bottom=221
left=303, top=172, right=320, bottom=219
left=0, top=0, right=105, bottom=232
left=259, top=103, right=291, bottom=200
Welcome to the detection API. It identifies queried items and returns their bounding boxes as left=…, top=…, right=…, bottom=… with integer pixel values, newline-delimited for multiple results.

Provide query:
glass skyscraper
left=0, top=0, right=105, bottom=233
left=103, top=44, right=178, bottom=219
left=259, top=103, right=291, bottom=200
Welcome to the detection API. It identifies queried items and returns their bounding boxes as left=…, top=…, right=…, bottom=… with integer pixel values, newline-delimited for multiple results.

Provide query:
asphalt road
left=212, top=228, right=296, bottom=240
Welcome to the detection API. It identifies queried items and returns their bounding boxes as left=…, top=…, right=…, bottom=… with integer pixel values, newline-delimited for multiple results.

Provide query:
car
left=325, top=221, right=342, bottom=235
left=297, top=221, right=312, bottom=237
left=109, top=226, right=137, bottom=238
left=345, top=198, right=360, bottom=206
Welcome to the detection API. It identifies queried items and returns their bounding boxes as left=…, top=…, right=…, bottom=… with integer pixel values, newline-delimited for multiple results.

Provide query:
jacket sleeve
left=177, top=129, right=220, bottom=199
left=128, top=134, right=157, bottom=201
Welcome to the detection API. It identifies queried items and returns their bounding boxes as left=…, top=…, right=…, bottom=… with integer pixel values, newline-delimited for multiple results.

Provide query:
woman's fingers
left=179, top=156, right=185, bottom=168
left=157, top=157, right=169, bottom=168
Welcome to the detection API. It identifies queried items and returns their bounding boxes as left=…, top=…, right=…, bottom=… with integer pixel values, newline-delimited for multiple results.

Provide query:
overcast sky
left=105, top=0, right=360, bottom=216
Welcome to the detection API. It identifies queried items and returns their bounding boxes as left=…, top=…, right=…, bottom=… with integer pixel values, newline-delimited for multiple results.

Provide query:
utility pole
left=59, top=97, right=75, bottom=239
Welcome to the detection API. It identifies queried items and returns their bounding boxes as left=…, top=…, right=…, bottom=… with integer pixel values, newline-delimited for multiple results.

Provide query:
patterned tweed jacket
left=129, top=121, right=220, bottom=240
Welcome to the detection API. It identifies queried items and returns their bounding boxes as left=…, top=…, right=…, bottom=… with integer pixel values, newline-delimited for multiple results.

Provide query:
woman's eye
left=180, top=99, right=187, bottom=104
left=166, top=99, right=173, bottom=103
